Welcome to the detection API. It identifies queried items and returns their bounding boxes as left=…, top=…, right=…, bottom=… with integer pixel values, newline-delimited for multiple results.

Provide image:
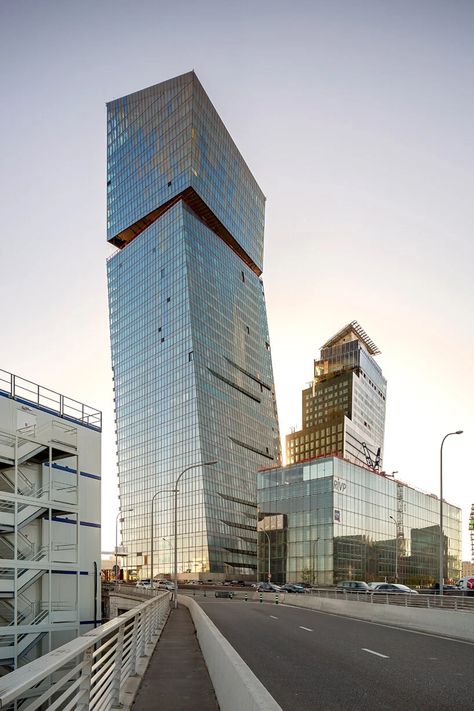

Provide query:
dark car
left=256, top=582, right=281, bottom=593
left=336, top=581, right=370, bottom=592
left=280, top=584, right=306, bottom=594
left=371, top=583, right=418, bottom=594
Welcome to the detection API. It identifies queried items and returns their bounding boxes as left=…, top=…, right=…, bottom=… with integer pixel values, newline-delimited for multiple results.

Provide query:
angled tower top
left=106, top=71, right=265, bottom=274
left=321, top=320, right=381, bottom=356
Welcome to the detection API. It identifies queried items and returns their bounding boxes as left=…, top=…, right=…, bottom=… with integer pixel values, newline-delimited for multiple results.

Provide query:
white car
left=371, top=583, right=418, bottom=594
left=456, top=576, right=474, bottom=590
left=158, top=581, right=175, bottom=591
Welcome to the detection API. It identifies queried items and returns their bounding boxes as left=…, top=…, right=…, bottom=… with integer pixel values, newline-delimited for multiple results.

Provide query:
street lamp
left=312, top=538, right=319, bottom=586
left=439, top=431, right=463, bottom=595
left=389, top=515, right=398, bottom=582
left=150, top=489, right=174, bottom=588
left=115, top=508, right=133, bottom=581
left=173, top=461, right=218, bottom=607
left=261, top=529, right=271, bottom=582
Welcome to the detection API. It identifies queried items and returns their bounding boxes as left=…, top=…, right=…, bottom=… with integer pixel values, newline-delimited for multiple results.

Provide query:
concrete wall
left=255, top=592, right=474, bottom=641
left=179, top=595, right=282, bottom=711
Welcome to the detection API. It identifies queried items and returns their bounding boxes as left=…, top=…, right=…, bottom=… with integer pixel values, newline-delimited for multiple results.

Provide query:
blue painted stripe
left=80, top=620, right=102, bottom=625
left=51, top=517, right=101, bottom=529
left=52, top=570, right=90, bottom=576
left=80, top=521, right=101, bottom=529
left=46, top=462, right=101, bottom=481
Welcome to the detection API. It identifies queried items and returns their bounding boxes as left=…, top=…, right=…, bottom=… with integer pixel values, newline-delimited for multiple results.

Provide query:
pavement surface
left=196, top=598, right=474, bottom=710
left=132, top=604, right=219, bottom=711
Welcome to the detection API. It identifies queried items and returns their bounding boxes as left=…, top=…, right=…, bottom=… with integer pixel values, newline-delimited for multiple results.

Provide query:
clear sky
left=1, top=0, right=472, bottom=558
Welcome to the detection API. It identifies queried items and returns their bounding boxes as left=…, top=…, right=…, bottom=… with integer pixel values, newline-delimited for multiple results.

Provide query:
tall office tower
left=286, top=321, right=386, bottom=469
left=107, top=72, right=280, bottom=581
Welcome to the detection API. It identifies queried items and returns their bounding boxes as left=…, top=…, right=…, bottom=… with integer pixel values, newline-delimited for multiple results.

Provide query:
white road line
left=275, top=602, right=474, bottom=646
left=270, top=615, right=278, bottom=619
left=362, top=648, right=389, bottom=658
left=299, top=626, right=313, bottom=632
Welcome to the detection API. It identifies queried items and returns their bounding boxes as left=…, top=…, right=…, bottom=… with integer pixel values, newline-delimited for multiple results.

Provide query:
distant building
left=0, top=369, right=101, bottom=670
left=462, top=561, right=474, bottom=577
left=106, top=72, right=280, bottom=581
left=257, top=456, right=461, bottom=586
left=470, top=503, right=474, bottom=563
left=286, top=321, right=386, bottom=470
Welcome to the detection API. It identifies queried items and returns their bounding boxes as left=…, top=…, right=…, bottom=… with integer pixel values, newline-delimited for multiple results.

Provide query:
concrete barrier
left=179, top=595, right=282, bottom=711
left=258, top=592, right=474, bottom=641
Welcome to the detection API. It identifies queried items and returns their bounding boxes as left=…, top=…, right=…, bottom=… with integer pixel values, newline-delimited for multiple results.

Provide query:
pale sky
left=0, top=0, right=472, bottom=557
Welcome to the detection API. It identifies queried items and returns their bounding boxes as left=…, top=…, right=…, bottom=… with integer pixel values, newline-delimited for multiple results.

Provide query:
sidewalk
left=132, top=604, right=219, bottom=710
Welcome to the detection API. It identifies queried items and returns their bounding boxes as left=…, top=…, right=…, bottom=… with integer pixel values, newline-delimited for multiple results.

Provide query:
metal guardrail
left=0, top=369, right=102, bottom=431
left=182, top=586, right=474, bottom=612
left=303, top=587, right=474, bottom=612
left=0, top=590, right=170, bottom=710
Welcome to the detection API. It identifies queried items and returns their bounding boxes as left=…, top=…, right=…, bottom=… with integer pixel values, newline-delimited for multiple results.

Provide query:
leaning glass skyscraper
left=106, top=72, right=280, bottom=580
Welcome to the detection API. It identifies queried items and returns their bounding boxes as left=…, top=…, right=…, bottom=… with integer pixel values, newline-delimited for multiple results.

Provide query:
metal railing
left=182, top=586, right=474, bottom=612
left=300, top=587, right=474, bottom=611
left=0, top=590, right=170, bottom=710
left=0, top=369, right=102, bottom=431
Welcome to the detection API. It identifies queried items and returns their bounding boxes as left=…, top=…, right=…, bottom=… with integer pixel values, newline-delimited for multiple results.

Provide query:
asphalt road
left=196, top=598, right=474, bottom=710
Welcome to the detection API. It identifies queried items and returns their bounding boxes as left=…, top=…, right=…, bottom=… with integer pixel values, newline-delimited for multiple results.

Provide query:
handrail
left=0, top=368, right=102, bottom=431
left=0, top=590, right=170, bottom=708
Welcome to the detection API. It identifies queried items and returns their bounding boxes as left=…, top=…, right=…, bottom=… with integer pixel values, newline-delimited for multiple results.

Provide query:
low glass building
left=257, top=456, right=461, bottom=586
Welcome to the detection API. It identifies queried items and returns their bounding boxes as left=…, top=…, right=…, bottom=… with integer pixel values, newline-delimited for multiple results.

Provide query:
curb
left=179, top=595, right=282, bottom=711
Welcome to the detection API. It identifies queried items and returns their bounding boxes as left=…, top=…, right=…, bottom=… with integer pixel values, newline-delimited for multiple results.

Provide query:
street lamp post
left=173, top=461, right=218, bottom=607
left=150, top=490, right=174, bottom=588
left=312, top=538, right=319, bottom=586
left=261, top=529, right=271, bottom=582
left=389, top=515, right=398, bottom=582
left=115, top=508, right=133, bottom=581
left=439, top=431, right=463, bottom=595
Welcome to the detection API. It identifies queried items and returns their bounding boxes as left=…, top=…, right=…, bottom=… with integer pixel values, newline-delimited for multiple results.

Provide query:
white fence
left=0, top=590, right=170, bottom=710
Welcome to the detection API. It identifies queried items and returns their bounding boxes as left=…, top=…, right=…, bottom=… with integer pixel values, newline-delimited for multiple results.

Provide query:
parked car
left=280, top=583, right=306, bottom=594
left=136, top=579, right=152, bottom=589
left=371, top=583, right=418, bottom=594
left=336, top=581, right=370, bottom=592
left=256, top=582, right=281, bottom=593
left=456, top=576, right=474, bottom=590
left=158, top=581, right=175, bottom=591
left=367, top=582, right=386, bottom=590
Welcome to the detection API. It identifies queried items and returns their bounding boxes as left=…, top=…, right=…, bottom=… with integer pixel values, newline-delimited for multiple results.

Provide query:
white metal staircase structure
left=0, top=422, right=81, bottom=670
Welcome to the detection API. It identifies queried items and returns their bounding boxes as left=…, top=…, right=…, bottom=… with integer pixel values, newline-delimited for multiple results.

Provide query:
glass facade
left=257, top=457, right=462, bottom=586
left=107, top=72, right=280, bottom=580
left=286, top=322, right=387, bottom=469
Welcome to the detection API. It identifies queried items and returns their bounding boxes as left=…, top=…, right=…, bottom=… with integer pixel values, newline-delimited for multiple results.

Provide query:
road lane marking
left=274, top=603, right=474, bottom=646
left=299, top=626, right=313, bottom=632
left=362, top=648, right=389, bottom=658
left=270, top=615, right=278, bottom=619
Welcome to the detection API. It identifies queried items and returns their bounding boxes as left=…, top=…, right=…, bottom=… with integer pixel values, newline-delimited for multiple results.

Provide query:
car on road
left=256, top=582, right=281, bottom=593
left=280, top=583, right=306, bottom=594
left=371, top=583, right=418, bottom=594
left=158, top=581, right=175, bottom=591
left=336, top=581, right=370, bottom=592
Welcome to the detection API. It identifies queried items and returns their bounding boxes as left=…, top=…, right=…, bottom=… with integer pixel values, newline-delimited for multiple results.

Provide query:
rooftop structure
left=287, top=321, right=387, bottom=470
